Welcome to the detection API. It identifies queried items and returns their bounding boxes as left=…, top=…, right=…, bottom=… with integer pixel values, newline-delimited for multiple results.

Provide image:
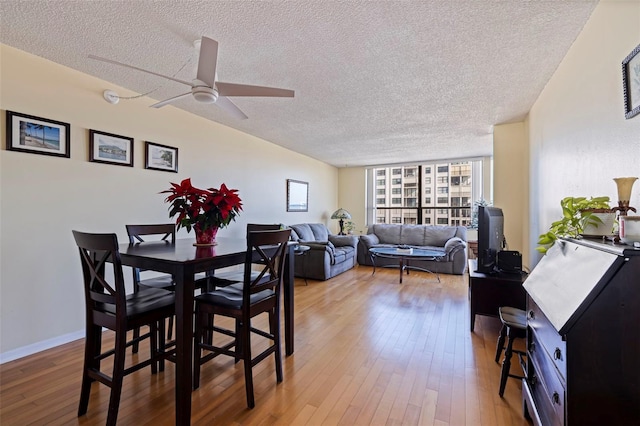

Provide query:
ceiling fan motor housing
left=192, top=84, right=218, bottom=104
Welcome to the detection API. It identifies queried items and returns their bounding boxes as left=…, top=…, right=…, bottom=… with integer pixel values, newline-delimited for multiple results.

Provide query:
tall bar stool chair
left=72, top=230, right=175, bottom=426
left=494, top=306, right=527, bottom=397
left=193, top=228, right=291, bottom=408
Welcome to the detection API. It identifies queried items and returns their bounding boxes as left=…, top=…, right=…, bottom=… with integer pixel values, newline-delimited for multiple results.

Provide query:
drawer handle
left=528, top=310, right=535, bottom=320
left=552, top=391, right=560, bottom=405
left=554, top=347, right=562, bottom=360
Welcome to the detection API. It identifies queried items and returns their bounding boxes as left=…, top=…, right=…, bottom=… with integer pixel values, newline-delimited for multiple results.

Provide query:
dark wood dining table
left=117, top=237, right=296, bottom=425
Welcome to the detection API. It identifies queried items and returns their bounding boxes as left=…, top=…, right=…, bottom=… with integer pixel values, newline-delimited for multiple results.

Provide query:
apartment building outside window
left=368, top=160, right=482, bottom=227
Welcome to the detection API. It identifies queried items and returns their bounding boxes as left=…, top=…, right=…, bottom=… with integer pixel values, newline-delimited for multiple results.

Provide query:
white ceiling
left=0, top=1, right=598, bottom=167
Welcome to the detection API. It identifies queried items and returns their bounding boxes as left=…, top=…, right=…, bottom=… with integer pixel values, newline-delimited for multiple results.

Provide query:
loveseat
left=357, top=224, right=468, bottom=275
left=288, top=223, right=358, bottom=281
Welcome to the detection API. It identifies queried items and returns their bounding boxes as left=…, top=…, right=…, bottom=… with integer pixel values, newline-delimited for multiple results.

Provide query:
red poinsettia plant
left=161, top=178, right=243, bottom=233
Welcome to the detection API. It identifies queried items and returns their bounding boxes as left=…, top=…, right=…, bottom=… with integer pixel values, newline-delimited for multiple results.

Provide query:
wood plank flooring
left=0, top=265, right=530, bottom=425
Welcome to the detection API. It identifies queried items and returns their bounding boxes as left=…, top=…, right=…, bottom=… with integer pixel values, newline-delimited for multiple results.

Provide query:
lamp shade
left=331, top=208, right=351, bottom=220
left=614, top=177, right=638, bottom=202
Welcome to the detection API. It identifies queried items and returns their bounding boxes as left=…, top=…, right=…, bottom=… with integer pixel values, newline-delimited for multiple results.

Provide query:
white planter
left=582, top=211, right=616, bottom=236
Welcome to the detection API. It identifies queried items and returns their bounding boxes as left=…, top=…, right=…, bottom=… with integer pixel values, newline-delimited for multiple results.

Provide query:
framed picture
left=287, top=179, right=308, bottom=212
left=145, top=141, right=178, bottom=173
left=89, top=130, right=133, bottom=167
left=622, top=43, right=640, bottom=119
left=5, top=110, right=70, bottom=158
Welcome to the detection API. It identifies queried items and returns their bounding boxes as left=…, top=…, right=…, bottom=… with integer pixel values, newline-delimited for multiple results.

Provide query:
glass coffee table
left=369, top=247, right=446, bottom=283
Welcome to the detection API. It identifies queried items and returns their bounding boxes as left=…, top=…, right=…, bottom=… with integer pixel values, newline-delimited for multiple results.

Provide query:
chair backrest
left=243, top=229, right=291, bottom=300
left=246, top=223, right=282, bottom=234
left=72, top=230, right=127, bottom=320
left=125, top=223, right=175, bottom=244
left=125, top=223, right=175, bottom=284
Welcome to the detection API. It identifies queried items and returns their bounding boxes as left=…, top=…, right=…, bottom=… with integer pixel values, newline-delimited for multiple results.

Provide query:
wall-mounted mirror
left=287, top=179, right=308, bottom=212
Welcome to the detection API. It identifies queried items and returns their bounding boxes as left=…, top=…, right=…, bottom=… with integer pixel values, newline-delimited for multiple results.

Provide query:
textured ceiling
left=0, top=1, right=598, bottom=167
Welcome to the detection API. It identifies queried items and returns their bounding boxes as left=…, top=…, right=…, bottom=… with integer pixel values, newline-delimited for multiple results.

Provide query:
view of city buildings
left=373, top=161, right=481, bottom=226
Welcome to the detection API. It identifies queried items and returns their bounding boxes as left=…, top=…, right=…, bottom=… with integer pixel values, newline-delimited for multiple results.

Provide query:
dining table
left=117, top=236, right=296, bottom=425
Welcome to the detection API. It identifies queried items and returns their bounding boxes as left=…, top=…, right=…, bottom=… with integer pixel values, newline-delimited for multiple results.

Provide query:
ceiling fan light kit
left=90, top=36, right=294, bottom=119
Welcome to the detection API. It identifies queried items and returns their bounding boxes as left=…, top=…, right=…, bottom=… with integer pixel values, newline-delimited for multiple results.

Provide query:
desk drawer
left=529, top=331, right=566, bottom=426
left=527, top=296, right=567, bottom=379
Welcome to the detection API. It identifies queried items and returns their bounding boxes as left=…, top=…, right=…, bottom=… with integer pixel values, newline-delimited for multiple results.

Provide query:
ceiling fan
left=89, top=36, right=294, bottom=119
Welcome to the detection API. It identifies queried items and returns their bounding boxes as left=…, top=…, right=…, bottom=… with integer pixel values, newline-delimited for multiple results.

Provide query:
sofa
left=288, top=223, right=358, bottom=281
left=357, top=224, right=468, bottom=275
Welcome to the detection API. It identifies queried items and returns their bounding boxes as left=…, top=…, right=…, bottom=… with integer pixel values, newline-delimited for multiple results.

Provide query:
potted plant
left=161, top=178, right=243, bottom=245
left=343, top=220, right=356, bottom=234
left=537, top=196, right=613, bottom=254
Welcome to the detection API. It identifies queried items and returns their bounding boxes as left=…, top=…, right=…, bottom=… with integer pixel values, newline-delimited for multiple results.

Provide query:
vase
left=194, top=224, right=218, bottom=246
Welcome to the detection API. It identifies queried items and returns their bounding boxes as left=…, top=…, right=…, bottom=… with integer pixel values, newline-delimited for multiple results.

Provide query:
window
left=437, top=209, right=448, bottom=214
left=451, top=176, right=460, bottom=185
left=376, top=170, right=386, bottom=176
left=377, top=217, right=386, bottom=223
left=376, top=179, right=385, bottom=186
left=425, top=187, right=431, bottom=194
left=437, top=176, right=448, bottom=184
left=424, top=166, right=431, bottom=174
left=404, top=168, right=416, bottom=177
left=437, top=218, right=449, bottom=225
left=405, top=198, right=417, bottom=207
left=424, top=177, right=431, bottom=184
left=425, top=197, right=431, bottom=204
left=437, top=197, right=448, bottom=204
left=376, top=189, right=385, bottom=195
left=392, top=188, right=401, bottom=194
left=404, top=188, right=417, bottom=197
left=392, top=217, right=402, bottom=223
left=437, top=187, right=448, bottom=194
left=392, top=197, right=402, bottom=204
left=437, top=165, right=449, bottom=173
left=404, top=217, right=417, bottom=224
left=392, top=168, right=402, bottom=175
left=424, top=217, right=431, bottom=224
left=377, top=198, right=385, bottom=204
left=392, top=178, right=402, bottom=185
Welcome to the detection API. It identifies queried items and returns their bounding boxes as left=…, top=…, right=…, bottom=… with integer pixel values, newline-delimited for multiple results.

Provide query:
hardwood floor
left=0, top=265, right=530, bottom=425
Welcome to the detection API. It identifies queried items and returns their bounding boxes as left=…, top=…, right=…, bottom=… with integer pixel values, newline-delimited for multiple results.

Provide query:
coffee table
left=369, top=247, right=446, bottom=283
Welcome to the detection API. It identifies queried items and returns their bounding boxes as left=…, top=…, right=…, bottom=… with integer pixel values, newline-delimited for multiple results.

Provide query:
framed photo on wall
left=89, top=130, right=134, bottom=167
left=622, top=43, right=640, bottom=119
left=5, top=110, right=71, bottom=158
left=145, top=141, right=178, bottom=173
left=287, top=179, right=308, bottom=212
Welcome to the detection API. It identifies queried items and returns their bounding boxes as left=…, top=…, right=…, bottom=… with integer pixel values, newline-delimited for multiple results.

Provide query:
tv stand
left=468, top=259, right=527, bottom=331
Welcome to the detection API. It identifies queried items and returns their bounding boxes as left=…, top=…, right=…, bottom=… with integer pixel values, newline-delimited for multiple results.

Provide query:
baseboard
left=0, top=329, right=84, bottom=364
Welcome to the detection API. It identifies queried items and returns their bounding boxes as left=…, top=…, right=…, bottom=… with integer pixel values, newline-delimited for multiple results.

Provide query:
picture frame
left=145, top=141, right=178, bottom=173
left=5, top=110, right=70, bottom=158
left=89, top=130, right=134, bottom=167
left=622, top=43, right=640, bottom=119
left=287, top=179, right=309, bottom=212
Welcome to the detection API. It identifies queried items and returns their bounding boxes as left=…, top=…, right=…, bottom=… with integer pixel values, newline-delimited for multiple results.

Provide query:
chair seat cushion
left=99, top=288, right=175, bottom=317
left=499, top=306, right=527, bottom=329
left=196, top=288, right=275, bottom=309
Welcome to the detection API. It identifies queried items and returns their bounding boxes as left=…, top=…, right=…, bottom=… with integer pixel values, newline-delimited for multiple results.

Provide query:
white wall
left=337, top=167, right=367, bottom=235
left=528, top=0, right=640, bottom=268
left=0, top=45, right=337, bottom=360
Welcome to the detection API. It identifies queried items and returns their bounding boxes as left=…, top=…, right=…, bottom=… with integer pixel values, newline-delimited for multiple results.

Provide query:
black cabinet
left=467, top=259, right=527, bottom=331
left=522, top=238, right=640, bottom=425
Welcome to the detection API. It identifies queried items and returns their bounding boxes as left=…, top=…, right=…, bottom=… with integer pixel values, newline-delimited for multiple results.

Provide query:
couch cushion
left=400, top=225, right=427, bottom=245
left=371, top=224, right=402, bottom=244
left=424, top=226, right=458, bottom=246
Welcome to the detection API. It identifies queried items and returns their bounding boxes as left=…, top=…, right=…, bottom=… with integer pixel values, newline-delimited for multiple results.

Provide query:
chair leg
left=495, top=323, right=507, bottom=364
left=193, top=309, right=204, bottom=390
left=152, top=321, right=161, bottom=373
left=242, top=318, right=255, bottom=409
left=167, top=316, right=174, bottom=341
left=132, top=327, right=141, bottom=354
left=78, top=324, right=101, bottom=417
left=270, top=308, right=283, bottom=383
left=499, top=328, right=515, bottom=397
left=106, top=329, right=127, bottom=426
left=235, top=318, right=242, bottom=364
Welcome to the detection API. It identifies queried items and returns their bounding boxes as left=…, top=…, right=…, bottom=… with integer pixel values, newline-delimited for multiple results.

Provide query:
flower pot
left=581, top=210, right=615, bottom=236
left=194, top=225, right=218, bottom=246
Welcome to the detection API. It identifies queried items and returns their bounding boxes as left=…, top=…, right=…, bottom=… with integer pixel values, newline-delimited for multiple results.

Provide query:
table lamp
left=331, top=208, right=351, bottom=235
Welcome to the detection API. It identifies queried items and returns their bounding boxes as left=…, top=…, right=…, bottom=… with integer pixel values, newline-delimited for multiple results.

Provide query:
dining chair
left=126, top=223, right=210, bottom=351
left=193, top=228, right=291, bottom=408
left=72, top=230, right=175, bottom=426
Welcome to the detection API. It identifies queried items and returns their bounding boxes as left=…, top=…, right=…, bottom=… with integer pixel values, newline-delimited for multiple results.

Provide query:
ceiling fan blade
left=88, top=54, right=193, bottom=87
left=215, top=96, right=248, bottom=120
left=216, top=82, right=295, bottom=98
left=150, top=92, right=192, bottom=108
left=196, top=36, right=218, bottom=88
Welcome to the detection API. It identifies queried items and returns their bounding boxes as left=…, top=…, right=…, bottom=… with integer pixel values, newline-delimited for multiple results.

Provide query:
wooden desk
left=118, top=237, right=296, bottom=425
left=467, top=258, right=527, bottom=331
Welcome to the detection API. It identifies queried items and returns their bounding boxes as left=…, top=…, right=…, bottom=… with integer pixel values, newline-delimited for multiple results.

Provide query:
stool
left=494, top=306, right=527, bottom=397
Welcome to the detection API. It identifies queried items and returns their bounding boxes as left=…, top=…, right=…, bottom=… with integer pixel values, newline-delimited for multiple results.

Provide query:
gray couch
left=289, top=223, right=358, bottom=281
left=357, top=224, right=468, bottom=275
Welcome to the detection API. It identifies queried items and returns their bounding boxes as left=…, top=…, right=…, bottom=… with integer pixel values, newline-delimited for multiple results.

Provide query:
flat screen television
left=476, top=205, right=504, bottom=274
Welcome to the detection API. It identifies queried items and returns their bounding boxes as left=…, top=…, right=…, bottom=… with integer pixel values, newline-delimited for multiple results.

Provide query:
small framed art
left=6, top=110, right=71, bottom=158
left=622, top=43, right=640, bottom=119
left=287, top=179, right=309, bottom=212
left=145, top=141, right=178, bottom=173
left=89, top=130, right=134, bottom=167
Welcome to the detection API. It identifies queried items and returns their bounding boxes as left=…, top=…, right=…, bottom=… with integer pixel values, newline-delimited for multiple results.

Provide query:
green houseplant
left=161, top=178, right=243, bottom=245
left=536, top=196, right=612, bottom=254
